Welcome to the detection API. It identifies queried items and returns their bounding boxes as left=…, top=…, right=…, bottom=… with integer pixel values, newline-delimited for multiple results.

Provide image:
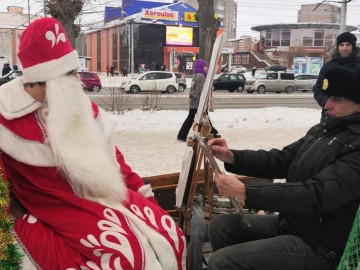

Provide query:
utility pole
left=313, top=0, right=352, bottom=33
left=27, top=0, right=30, bottom=24
left=339, top=0, right=352, bottom=33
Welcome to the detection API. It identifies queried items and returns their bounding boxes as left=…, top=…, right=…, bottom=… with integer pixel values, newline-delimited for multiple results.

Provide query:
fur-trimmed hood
left=330, top=46, right=360, bottom=62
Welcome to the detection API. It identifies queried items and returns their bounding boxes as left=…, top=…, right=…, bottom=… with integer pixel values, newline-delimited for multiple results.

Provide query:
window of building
left=242, top=54, right=249, bottom=64
left=272, top=30, right=281, bottom=46
left=290, top=29, right=302, bottom=46
left=325, top=29, right=336, bottom=48
left=120, top=24, right=130, bottom=70
left=96, top=31, right=101, bottom=72
left=281, top=30, right=291, bottom=46
left=112, top=28, right=119, bottom=69
left=233, top=54, right=241, bottom=63
left=265, top=30, right=272, bottom=47
left=302, top=30, right=313, bottom=46
left=314, top=30, right=324, bottom=46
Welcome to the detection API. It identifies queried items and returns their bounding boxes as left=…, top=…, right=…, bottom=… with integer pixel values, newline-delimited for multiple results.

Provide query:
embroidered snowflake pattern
left=45, top=23, right=66, bottom=48
left=79, top=208, right=135, bottom=269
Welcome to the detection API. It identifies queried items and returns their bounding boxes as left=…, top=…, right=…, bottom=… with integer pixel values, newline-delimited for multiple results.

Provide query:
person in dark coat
left=2, top=63, right=11, bottom=76
left=110, top=65, right=115, bottom=77
left=177, top=59, right=219, bottom=141
left=251, top=66, right=257, bottom=77
left=207, top=64, right=360, bottom=270
left=313, top=32, right=360, bottom=119
left=122, top=66, right=128, bottom=77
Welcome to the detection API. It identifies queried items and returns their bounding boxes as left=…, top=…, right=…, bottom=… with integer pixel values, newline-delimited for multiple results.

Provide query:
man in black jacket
left=313, top=32, right=360, bottom=115
left=207, top=64, right=360, bottom=270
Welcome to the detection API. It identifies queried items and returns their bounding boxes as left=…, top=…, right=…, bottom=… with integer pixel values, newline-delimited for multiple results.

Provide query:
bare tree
left=44, top=0, right=84, bottom=47
left=196, top=0, right=220, bottom=63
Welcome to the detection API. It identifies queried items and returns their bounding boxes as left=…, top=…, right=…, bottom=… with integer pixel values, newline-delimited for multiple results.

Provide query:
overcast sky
left=1, top=0, right=359, bottom=37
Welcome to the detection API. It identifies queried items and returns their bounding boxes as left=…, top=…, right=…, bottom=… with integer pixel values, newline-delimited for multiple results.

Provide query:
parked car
left=264, top=65, right=287, bottom=72
left=78, top=71, right=102, bottom=92
left=230, top=65, right=247, bottom=73
left=121, top=71, right=178, bottom=94
left=174, top=72, right=187, bottom=92
left=213, top=73, right=246, bottom=92
left=0, top=70, right=23, bottom=86
left=246, top=71, right=295, bottom=94
left=294, top=74, right=318, bottom=92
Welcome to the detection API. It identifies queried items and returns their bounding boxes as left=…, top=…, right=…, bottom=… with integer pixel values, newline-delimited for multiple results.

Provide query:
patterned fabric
left=0, top=82, right=186, bottom=269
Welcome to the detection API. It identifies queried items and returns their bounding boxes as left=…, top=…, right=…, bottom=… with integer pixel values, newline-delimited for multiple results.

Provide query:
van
left=246, top=71, right=295, bottom=94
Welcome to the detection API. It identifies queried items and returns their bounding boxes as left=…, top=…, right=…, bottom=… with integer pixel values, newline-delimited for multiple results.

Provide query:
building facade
left=85, top=2, right=202, bottom=75
left=228, top=3, right=358, bottom=71
left=297, top=3, right=341, bottom=23
left=0, top=6, right=39, bottom=68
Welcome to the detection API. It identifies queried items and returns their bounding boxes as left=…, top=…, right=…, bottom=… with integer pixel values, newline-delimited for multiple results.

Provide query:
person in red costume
left=0, top=17, right=186, bottom=269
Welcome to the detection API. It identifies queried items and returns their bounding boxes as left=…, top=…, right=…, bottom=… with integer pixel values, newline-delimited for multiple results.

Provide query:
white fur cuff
left=137, top=184, right=154, bottom=198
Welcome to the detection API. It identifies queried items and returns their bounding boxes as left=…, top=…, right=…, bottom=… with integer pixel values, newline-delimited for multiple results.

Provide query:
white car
left=121, top=71, right=178, bottom=94
left=230, top=65, right=247, bottom=73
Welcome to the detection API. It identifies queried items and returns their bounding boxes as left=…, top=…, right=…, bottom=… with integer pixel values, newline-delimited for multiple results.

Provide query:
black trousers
left=177, top=108, right=218, bottom=140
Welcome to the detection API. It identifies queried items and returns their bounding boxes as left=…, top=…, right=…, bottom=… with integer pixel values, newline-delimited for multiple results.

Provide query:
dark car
left=78, top=71, right=102, bottom=92
left=213, top=73, right=246, bottom=92
left=0, top=70, right=23, bottom=86
left=174, top=72, right=187, bottom=92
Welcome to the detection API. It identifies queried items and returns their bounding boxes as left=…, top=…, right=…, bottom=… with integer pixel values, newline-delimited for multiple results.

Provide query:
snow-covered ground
left=95, top=72, right=321, bottom=177
left=110, top=107, right=321, bottom=178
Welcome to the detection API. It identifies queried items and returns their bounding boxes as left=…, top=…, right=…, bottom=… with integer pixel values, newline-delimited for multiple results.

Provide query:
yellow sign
left=184, top=12, right=218, bottom=22
left=166, top=26, right=193, bottom=46
left=184, top=12, right=197, bottom=22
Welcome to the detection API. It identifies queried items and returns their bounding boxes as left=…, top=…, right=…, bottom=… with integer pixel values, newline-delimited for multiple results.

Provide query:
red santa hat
left=18, top=17, right=79, bottom=82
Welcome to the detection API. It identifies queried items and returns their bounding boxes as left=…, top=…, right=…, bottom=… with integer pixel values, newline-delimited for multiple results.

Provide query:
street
left=87, top=88, right=320, bottom=111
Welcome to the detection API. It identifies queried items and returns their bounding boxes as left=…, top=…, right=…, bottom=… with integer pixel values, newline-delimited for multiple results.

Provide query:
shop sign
left=184, top=12, right=197, bottom=22
left=142, top=9, right=178, bottom=21
left=290, top=47, right=326, bottom=54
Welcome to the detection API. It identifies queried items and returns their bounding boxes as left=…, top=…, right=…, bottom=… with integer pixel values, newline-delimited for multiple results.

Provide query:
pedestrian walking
left=177, top=59, right=220, bottom=141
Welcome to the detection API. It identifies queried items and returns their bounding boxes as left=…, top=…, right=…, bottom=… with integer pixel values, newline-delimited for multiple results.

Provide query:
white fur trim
left=20, top=250, right=38, bottom=270
left=0, top=77, right=41, bottom=119
left=138, top=184, right=154, bottom=198
left=22, top=50, right=79, bottom=83
left=0, top=124, right=56, bottom=166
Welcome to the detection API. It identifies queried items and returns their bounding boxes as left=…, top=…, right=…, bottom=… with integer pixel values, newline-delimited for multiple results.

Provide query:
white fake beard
left=45, top=75, right=127, bottom=204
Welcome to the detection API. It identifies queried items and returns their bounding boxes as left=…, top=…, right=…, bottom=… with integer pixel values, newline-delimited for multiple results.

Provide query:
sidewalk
left=98, top=72, right=130, bottom=88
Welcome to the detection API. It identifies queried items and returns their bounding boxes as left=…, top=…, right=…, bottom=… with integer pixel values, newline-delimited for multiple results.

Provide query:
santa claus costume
left=0, top=17, right=186, bottom=269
